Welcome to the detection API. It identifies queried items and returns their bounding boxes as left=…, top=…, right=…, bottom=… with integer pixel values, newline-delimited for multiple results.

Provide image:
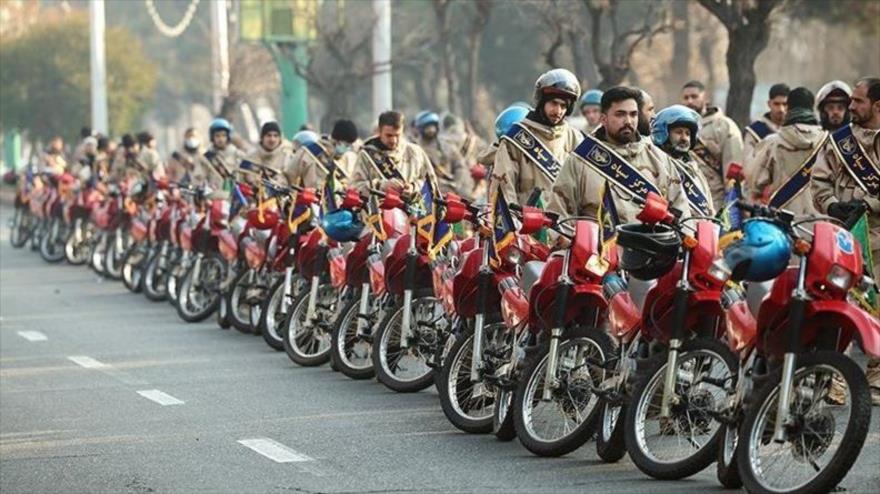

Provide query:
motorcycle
left=722, top=202, right=880, bottom=494
left=9, top=168, right=37, bottom=249
left=64, top=180, right=101, bottom=265
left=329, top=189, right=408, bottom=378
left=369, top=187, right=452, bottom=392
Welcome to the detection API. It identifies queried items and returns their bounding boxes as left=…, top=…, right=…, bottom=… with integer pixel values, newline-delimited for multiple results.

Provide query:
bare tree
left=432, top=0, right=459, bottom=114
left=583, top=0, right=673, bottom=90
left=463, top=0, right=493, bottom=123
left=697, top=0, right=783, bottom=126
left=668, top=0, right=691, bottom=97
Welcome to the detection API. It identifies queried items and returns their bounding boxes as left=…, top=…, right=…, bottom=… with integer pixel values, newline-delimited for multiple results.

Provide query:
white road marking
left=17, top=331, right=48, bottom=342
left=136, top=389, right=184, bottom=406
left=238, top=438, right=314, bottom=463
left=67, top=356, right=108, bottom=369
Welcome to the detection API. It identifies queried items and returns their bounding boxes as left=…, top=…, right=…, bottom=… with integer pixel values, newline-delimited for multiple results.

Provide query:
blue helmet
left=209, top=118, right=233, bottom=137
left=292, top=130, right=319, bottom=146
left=494, top=105, right=530, bottom=139
left=415, top=111, right=440, bottom=130
left=579, top=89, right=603, bottom=108
left=651, top=105, right=701, bottom=149
left=321, top=209, right=364, bottom=242
left=723, top=219, right=792, bottom=282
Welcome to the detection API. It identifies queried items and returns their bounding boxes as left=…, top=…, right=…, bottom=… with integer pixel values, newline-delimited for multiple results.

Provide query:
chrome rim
left=746, top=364, right=852, bottom=493
left=633, top=349, right=731, bottom=465
left=377, top=297, right=445, bottom=384
left=336, top=298, right=374, bottom=371
left=521, top=336, right=606, bottom=444
left=286, top=285, right=336, bottom=359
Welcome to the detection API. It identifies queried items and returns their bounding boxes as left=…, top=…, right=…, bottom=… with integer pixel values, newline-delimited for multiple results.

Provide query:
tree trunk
left=464, top=0, right=491, bottom=124
left=724, top=22, right=771, bottom=127
left=433, top=0, right=458, bottom=114
left=669, top=0, right=690, bottom=96
left=569, top=30, right=599, bottom=89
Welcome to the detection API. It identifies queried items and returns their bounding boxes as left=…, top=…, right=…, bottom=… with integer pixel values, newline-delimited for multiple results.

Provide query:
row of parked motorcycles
left=8, top=163, right=880, bottom=494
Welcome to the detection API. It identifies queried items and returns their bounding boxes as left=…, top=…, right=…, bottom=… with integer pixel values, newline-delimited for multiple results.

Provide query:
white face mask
left=334, top=143, right=351, bottom=155
left=184, top=137, right=201, bottom=150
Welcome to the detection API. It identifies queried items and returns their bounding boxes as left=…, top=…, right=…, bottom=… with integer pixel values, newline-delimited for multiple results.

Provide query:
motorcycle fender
left=808, top=300, right=880, bottom=358
left=691, top=290, right=722, bottom=304
left=217, top=230, right=237, bottom=261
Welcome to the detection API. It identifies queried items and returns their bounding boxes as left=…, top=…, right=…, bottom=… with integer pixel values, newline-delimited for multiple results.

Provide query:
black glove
left=827, top=200, right=866, bottom=222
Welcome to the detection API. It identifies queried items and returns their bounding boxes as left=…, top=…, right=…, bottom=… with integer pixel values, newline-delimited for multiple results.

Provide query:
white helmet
left=533, top=68, right=581, bottom=116
left=816, top=80, right=852, bottom=109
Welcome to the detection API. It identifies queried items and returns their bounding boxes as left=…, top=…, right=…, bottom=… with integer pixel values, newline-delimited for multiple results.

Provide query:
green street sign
left=239, top=0, right=318, bottom=43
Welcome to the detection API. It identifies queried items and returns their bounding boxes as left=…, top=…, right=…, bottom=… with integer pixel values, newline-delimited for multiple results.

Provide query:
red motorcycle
left=64, top=178, right=102, bottom=265
left=329, top=189, right=409, bottom=379
left=369, top=187, right=452, bottom=392
left=37, top=172, right=76, bottom=263
left=599, top=193, right=740, bottom=479
left=436, top=193, right=544, bottom=436
left=9, top=167, right=38, bottom=249
left=505, top=204, right=616, bottom=456
left=175, top=186, right=237, bottom=323
left=720, top=202, right=880, bottom=494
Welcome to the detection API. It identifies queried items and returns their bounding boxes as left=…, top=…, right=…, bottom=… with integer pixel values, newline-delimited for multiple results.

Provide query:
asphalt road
left=1, top=202, right=878, bottom=494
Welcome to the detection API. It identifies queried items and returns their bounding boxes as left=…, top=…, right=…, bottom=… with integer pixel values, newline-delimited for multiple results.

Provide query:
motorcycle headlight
left=708, top=258, right=732, bottom=283
left=504, top=246, right=524, bottom=266
left=857, top=274, right=877, bottom=293
left=827, top=264, right=854, bottom=291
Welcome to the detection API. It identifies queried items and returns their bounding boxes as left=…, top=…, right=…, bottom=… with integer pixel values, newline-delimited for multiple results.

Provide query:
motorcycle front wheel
left=513, top=326, right=611, bottom=457
left=624, top=337, right=737, bottom=480
left=737, top=351, right=870, bottom=494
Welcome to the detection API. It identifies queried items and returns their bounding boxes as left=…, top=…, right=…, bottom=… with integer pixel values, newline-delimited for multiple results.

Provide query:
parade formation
left=6, top=71, right=880, bottom=494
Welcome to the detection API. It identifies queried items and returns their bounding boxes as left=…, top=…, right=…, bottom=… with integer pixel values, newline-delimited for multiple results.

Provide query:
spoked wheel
left=716, top=421, right=742, bottom=488
left=176, top=253, right=226, bottom=323
left=165, top=250, right=186, bottom=308
left=143, top=244, right=171, bottom=302
left=737, top=351, right=871, bottom=494
left=493, top=388, right=517, bottom=440
left=64, top=219, right=92, bottom=265
left=259, top=278, right=287, bottom=351
left=227, top=268, right=258, bottom=334
left=39, top=217, right=67, bottom=263
left=282, top=283, right=339, bottom=366
left=104, top=231, right=129, bottom=280
left=373, top=294, right=447, bottom=393
left=9, top=206, right=33, bottom=248
left=90, top=236, right=107, bottom=276
left=596, top=400, right=627, bottom=462
left=438, top=322, right=508, bottom=434
left=624, top=338, right=737, bottom=480
left=122, top=243, right=149, bottom=293
left=513, top=326, right=612, bottom=457
left=330, top=290, right=386, bottom=380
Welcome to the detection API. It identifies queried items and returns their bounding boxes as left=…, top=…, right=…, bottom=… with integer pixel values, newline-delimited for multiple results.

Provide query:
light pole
left=372, top=0, right=392, bottom=116
left=89, top=0, right=109, bottom=134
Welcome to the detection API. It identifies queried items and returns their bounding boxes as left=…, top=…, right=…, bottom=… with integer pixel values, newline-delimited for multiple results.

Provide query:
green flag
left=850, top=212, right=878, bottom=315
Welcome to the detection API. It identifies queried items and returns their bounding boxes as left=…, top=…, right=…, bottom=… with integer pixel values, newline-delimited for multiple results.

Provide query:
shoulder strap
left=500, top=123, right=563, bottom=182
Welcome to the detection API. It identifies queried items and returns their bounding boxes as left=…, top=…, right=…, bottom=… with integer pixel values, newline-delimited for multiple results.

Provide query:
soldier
left=638, top=89, right=656, bottom=138
left=136, top=131, right=165, bottom=181
left=285, top=119, right=360, bottom=189
left=414, top=111, right=457, bottom=192
left=651, top=105, right=715, bottom=216
left=198, top=118, right=245, bottom=191
left=816, top=80, right=852, bottom=132
left=579, top=89, right=603, bottom=135
left=351, top=110, right=437, bottom=196
left=550, top=86, right=689, bottom=224
left=242, top=121, right=291, bottom=187
left=748, top=87, right=824, bottom=217
left=811, top=77, right=880, bottom=405
left=166, top=128, right=203, bottom=184
left=681, top=80, right=744, bottom=208
left=744, top=83, right=789, bottom=165
left=493, top=68, right=583, bottom=206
